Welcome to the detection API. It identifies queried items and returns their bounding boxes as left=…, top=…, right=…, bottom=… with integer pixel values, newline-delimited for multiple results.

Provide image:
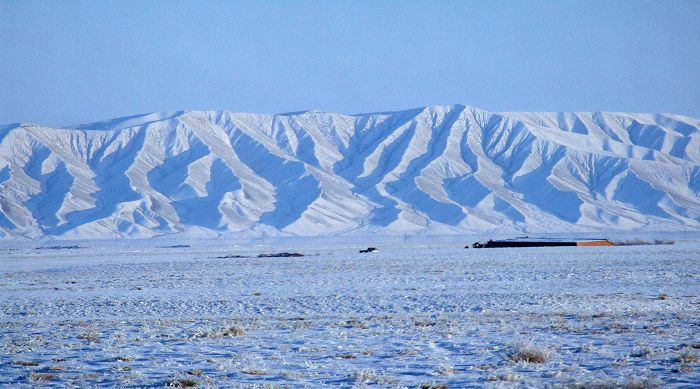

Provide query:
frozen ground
left=0, top=242, right=698, bottom=387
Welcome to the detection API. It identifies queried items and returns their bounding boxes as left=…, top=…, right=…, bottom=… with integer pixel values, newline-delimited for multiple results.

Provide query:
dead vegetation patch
left=419, top=383, right=449, bottom=389
left=342, top=319, right=368, bottom=329
left=77, top=331, right=101, bottom=342
left=221, top=325, right=245, bottom=337
left=197, top=325, right=245, bottom=339
left=167, top=377, right=198, bottom=387
left=508, top=343, right=551, bottom=363
left=241, top=368, right=267, bottom=375
left=29, top=372, right=57, bottom=382
left=14, top=360, right=38, bottom=367
left=676, top=348, right=698, bottom=364
left=414, top=319, right=436, bottom=327
left=672, top=365, right=694, bottom=373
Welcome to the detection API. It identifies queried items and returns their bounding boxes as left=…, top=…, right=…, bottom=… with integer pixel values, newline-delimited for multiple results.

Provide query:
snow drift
left=0, top=105, right=698, bottom=239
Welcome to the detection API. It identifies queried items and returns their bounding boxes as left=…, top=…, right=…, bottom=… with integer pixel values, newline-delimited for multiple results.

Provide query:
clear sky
left=1, top=0, right=699, bottom=126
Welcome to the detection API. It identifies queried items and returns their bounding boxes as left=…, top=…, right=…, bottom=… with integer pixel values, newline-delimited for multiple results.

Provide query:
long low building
left=472, top=238, right=615, bottom=248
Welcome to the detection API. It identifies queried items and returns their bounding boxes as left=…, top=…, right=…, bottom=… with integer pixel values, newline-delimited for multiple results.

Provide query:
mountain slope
left=1, top=105, right=699, bottom=239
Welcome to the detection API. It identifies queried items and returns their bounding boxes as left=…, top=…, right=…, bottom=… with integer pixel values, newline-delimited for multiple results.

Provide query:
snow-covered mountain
left=1, top=105, right=699, bottom=239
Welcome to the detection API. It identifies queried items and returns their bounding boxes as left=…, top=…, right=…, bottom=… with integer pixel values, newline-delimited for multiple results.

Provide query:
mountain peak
left=0, top=107, right=698, bottom=239
left=67, top=111, right=186, bottom=131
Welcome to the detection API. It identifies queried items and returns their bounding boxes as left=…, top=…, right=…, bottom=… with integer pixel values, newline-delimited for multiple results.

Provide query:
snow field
left=0, top=243, right=698, bottom=387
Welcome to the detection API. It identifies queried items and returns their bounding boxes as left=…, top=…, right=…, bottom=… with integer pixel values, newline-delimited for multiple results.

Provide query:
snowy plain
left=1, top=241, right=698, bottom=387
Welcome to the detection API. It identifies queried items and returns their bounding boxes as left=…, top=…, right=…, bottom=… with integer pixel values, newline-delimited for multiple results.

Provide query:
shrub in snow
left=508, top=342, right=552, bottom=363
left=676, top=348, right=698, bottom=364
left=166, top=377, right=198, bottom=387
left=14, top=361, right=38, bottom=367
left=29, top=373, right=57, bottom=382
left=240, top=368, right=267, bottom=375
left=198, top=325, right=245, bottom=338
left=221, top=325, right=245, bottom=337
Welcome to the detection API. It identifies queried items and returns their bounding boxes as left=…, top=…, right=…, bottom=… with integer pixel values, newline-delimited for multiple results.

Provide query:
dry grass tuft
left=221, top=325, right=245, bottom=337
left=414, top=319, right=436, bottom=327
left=29, top=373, right=57, bottom=382
left=77, top=331, right=101, bottom=342
left=672, top=365, right=694, bottom=373
left=14, top=360, right=38, bottom=367
left=343, top=319, right=368, bottom=329
left=508, top=343, right=551, bottom=363
left=676, top=348, right=698, bottom=364
left=241, top=368, right=267, bottom=376
left=167, top=377, right=198, bottom=387
left=419, top=383, right=449, bottom=389
left=195, top=324, right=245, bottom=339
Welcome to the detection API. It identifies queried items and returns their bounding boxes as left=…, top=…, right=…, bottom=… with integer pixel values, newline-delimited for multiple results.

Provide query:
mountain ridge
left=0, top=105, right=698, bottom=239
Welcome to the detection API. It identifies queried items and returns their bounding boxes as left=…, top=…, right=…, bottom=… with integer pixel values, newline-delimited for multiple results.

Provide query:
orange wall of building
left=576, top=240, right=615, bottom=246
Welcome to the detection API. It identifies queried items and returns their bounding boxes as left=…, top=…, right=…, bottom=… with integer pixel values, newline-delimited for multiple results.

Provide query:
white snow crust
left=0, top=242, right=698, bottom=386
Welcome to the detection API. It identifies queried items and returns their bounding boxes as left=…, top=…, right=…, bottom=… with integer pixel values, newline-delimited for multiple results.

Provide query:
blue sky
left=1, top=0, right=699, bottom=126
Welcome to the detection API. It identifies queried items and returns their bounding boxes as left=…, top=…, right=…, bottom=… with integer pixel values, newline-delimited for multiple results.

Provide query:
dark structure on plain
left=471, top=239, right=614, bottom=248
